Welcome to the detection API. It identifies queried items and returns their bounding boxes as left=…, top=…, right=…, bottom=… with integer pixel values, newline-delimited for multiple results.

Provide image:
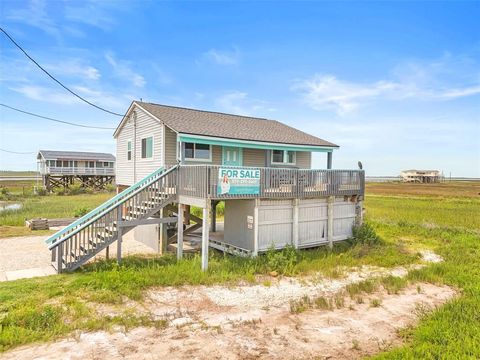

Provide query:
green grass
left=0, top=182, right=479, bottom=356
left=0, top=236, right=418, bottom=352
left=0, top=193, right=112, bottom=237
left=367, top=186, right=480, bottom=359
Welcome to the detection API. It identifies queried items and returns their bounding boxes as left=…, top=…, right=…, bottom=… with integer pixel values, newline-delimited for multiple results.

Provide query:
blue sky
left=0, top=1, right=479, bottom=176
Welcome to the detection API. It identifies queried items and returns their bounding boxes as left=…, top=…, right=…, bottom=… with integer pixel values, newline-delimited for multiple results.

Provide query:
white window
left=271, top=150, right=296, bottom=165
left=127, top=140, right=132, bottom=161
left=184, top=142, right=211, bottom=161
left=141, top=136, right=153, bottom=159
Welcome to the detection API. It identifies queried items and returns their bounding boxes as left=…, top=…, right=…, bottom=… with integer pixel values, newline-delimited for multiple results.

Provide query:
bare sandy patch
left=1, top=250, right=455, bottom=360
left=1, top=283, right=455, bottom=360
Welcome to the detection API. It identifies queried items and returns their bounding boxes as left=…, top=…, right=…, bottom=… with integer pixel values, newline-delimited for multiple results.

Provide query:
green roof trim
left=178, top=134, right=336, bottom=152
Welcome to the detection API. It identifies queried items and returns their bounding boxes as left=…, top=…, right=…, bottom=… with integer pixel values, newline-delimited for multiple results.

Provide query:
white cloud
left=12, top=85, right=80, bottom=105
left=45, top=60, right=101, bottom=81
left=294, top=55, right=480, bottom=115
left=293, top=75, right=400, bottom=115
left=105, top=52, right=146, bottom=87
left=202, top=47, right=240, bottom=66
left=6, top=0, right=61, bottom=39
left=215, top=91, right=249, bottom=114
left=214, top=91, right=276, bottom=116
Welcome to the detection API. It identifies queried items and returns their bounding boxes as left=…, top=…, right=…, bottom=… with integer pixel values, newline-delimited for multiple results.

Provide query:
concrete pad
left=5, top=266, right=56, bottom=281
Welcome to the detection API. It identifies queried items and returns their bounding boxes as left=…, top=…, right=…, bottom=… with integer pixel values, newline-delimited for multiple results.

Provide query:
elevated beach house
left=45, top=101, right=364, bottom=273
left=37, top=150, right=115, bottom=191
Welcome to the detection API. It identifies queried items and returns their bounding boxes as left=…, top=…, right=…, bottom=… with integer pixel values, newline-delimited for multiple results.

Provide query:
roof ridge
left=135, top=100, right=275, bottom=122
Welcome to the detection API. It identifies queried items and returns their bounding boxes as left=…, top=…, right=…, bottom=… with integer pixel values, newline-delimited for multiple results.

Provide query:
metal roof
left=38, top=150, right=116, bottom=161
left=115, top=101, right=339, bottom=148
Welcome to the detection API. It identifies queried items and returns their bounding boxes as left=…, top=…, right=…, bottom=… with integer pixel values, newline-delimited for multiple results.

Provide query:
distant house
left=400, top=169, right=441, bottom=183
left=37, top=150, right=115, bottom=191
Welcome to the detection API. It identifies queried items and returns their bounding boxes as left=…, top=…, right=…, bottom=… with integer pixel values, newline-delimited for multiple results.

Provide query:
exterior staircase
left=45, top=165, right=179, bottom=273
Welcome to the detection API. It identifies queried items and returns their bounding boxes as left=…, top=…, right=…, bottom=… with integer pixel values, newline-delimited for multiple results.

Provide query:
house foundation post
left=177, top=203, right=184, bottom=260
left=201, top=204, right=210, bottom=271
left=327, top=196, right=334, bottom=249
left=327, top=151, right=332, bottom=169
left=210, top=200, right=218, bottom=232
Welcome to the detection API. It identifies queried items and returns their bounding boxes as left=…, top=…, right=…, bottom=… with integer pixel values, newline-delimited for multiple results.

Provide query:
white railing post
left=117, top=205, right=123, bottom=264
left=177, top=203, right=184, bottom=260
left=201, top=205, right=209, bottom=271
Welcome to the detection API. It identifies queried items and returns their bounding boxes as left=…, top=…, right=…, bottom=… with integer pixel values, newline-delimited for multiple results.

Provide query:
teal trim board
left=179, top=134, right=336, bottom=152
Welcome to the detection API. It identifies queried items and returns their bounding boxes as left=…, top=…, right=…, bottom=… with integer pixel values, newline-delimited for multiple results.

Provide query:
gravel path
left=0, top=230, right=157, bottom=282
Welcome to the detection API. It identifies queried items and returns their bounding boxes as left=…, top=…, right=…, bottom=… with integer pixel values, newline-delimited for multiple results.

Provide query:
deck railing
left=42, top=166, right=115, bottom=176
left=178, top=165, right=364, bottom=199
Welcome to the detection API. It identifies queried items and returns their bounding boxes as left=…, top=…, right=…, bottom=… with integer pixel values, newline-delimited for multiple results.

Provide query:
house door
left=222, top=147, right=242, bottom=166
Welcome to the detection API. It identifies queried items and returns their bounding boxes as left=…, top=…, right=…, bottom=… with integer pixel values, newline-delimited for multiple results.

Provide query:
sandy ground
left=0, top=231, right=157, bottom=282
left=0, top=255, right=456, bottom=360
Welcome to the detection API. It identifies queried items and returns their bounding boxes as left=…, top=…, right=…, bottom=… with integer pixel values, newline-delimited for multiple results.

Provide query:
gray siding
left=243, top=148, right=267, bottom=167
left=164, top=126, right=178, bottom=167
left=223, top=200, right=256, bottom=251
left=115, top=107, right=163, bottom=186
left=296, top=151, right=311, bottom=169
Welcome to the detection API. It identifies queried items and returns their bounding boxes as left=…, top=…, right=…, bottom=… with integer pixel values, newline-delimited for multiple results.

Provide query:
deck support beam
left=327, top=152, right=333, bottom=169
left=210, top=200, right=218, bottom=232
left=159, top=208, right=168, bottom=255
left=327, top=195, right=334, bottom=249
left=201, top=204, right=210, bottom=271
left=177, top=203, right=184, bottom=260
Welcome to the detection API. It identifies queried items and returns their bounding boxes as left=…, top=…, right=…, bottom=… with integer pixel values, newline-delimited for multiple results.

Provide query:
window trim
left=140, top=136, right=154, bottom=160
left=183, top=142, right=212, bottom=162
left=271, top=150, right=296, bottom=165
left=127, top=139, right=132, bottom=161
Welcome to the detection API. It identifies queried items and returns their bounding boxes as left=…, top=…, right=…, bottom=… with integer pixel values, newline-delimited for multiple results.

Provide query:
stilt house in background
left=400, top=169, right=441, bottom=183
left=45, top=101, right=365, bottom=273
left=37, top=150, right=115, bottom=191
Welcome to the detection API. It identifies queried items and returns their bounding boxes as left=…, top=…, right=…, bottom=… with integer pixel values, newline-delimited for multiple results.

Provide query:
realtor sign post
left=217, top=167, right=261, bottom=195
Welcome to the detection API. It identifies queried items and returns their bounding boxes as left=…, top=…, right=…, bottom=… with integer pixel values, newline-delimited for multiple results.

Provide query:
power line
left=0, top=148, right=35, bottom=155
left=0, top=103, right=116, bottom=130
left=0, top=27, right=124, bottom=117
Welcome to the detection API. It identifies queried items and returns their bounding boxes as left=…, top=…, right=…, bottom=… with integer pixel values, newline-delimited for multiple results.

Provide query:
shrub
left=67, top=184, right=85, bottom=195
left=352, top=222, right=382, bottom=246
left=54, top=187, right=65, bottom=196
left=36, top=187, right=47, bottom=196
left=104, top=184, right=116, bottom=193
left=0, top=186, right=11, bottom=200
left=265, top=244, right=299, bottom=275
left=74, top=207, right=90, bottom=217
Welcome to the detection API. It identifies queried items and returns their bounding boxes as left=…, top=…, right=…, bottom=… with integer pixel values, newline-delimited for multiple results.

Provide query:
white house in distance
left=400, top=169, right=441, bottom=183
left=37, top=150, right=115, bottom=191
left=45, top=100, right=365, bottom=273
